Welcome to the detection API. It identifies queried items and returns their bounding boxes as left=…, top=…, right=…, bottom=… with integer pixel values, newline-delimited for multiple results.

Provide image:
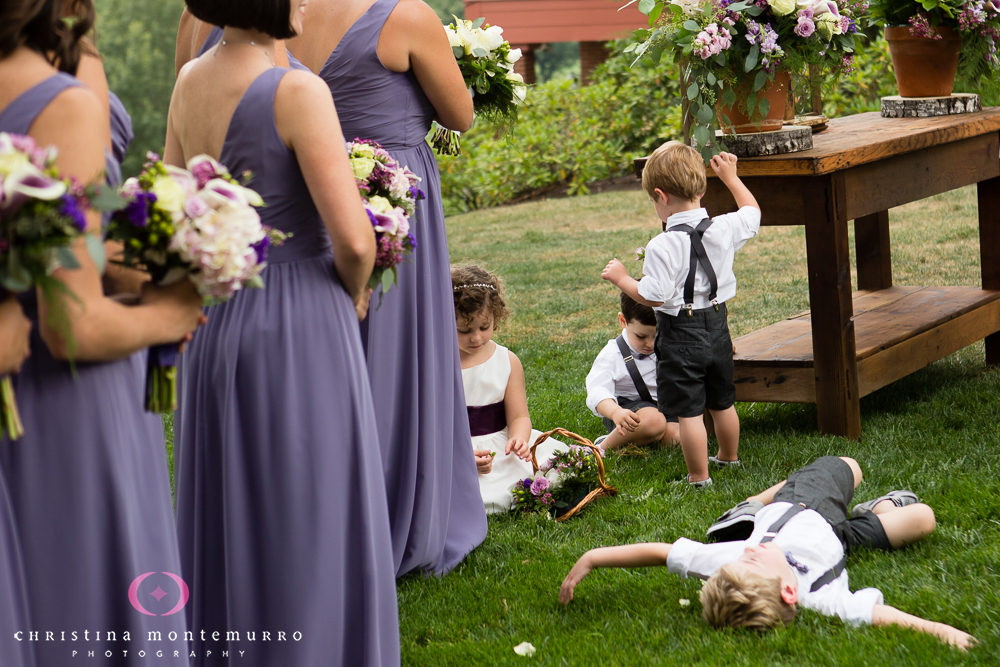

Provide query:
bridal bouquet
left=0, top=132, right=116, bottom=439
left=107, top=153, right=284, bottom=412
left=511, top=445, right=603, bottom=518
left=431, top=16, right=528, bottom=155
left=347, top=139, right=422, bottom=301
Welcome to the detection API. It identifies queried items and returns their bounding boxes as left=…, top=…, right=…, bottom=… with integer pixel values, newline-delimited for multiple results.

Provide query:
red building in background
left=463, top=0, right=649, bottom=85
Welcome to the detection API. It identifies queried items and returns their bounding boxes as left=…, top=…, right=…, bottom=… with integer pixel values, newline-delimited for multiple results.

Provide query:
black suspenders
left=668, top=218, right=719, bottom=317
left=760, top=504, right=849, bottom=593
left=615, top=335, right=654, bottom=404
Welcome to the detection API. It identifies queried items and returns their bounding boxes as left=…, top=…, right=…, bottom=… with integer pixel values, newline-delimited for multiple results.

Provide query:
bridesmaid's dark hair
left=185, top=0, right=296, bottom=40
left=0, top=0, right=95, bottom=75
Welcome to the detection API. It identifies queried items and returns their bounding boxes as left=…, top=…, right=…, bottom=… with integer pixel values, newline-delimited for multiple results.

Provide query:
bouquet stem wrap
left=146, top=343, right=179, bottom=413
left=0, top=376, right=23, bottom=441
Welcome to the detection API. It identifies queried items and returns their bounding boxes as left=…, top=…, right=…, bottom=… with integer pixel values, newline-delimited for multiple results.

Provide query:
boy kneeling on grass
left=559, top=456, right=976, bottom=650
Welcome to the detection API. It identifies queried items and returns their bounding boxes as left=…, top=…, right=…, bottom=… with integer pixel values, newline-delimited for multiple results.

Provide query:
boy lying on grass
left=559, top=456, right=976, bottom=650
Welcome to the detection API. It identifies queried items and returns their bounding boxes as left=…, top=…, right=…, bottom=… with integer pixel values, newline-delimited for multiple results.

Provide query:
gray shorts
left=774, top=456, right=892, bottom=553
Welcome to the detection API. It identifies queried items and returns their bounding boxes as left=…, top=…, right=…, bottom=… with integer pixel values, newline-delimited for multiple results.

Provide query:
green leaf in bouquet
left=713, top=52, right=726, bottom=67
left=727, top=0, right=749, bottom=9
left=707, top=72, right=716, bottom=86
left=745, top=45, right=759, bottom=73
left=746, top=91, right=758, bottom=116
left=472, top=47, right=488, bottom=58
left=452, top=46, right=464, bottom=59
left=696, top=103, right=714, bottom=124
left=686, top=82, right=699, bottom=100
left=746, top=5, right=762, bottom=15
left=381, top=267, right=396, bottom=294
left=637, top=0, right=656, bottom=15
left=693, top=124, right=711, bottom=147
left=720, top=85, right=737, bottom=108
left=682, top=19, right=700, bottom=32
left=649, top=4, right=662, bottom=23
left=718, top=109, right=733, bottom=131
left=757, top=97, right=770, bottom=120
left=700, top=144, right=716, bottom=163
left=84, top=234, right=105, bottom=273
left=56, top=246, right=80, bottom=271
left=838, top=34, right=855, bottom=52
left=471, top=17, right=485, bottom=29
left=1, top=250, right=32, bottom=293
left=368, top=272, right=381, bottom=291
left=245, top=275, right=265, bottom=289
left=88, top=186, right=127, bottom=213
left=753, top=69, right=768, bottom=92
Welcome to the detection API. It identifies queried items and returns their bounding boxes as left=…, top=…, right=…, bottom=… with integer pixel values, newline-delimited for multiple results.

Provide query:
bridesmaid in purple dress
left=0, top=2, right=206, bottom=665
left=290, top=0, right=487, bottom=577
left=171, top=1, right=399, bottom=664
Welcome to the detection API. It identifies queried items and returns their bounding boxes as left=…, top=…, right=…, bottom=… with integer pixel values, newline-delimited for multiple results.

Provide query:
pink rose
left=795, top=16, right=816, bottom=37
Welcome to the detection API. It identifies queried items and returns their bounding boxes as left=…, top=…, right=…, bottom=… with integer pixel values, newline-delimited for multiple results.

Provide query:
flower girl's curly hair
left=452, top=264, right=509, bottom=331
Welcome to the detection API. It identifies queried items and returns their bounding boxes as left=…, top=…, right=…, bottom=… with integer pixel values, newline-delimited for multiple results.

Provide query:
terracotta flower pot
left=885, top=25, right=961, bottom=97
left=717, top=71, right=790, bottom=134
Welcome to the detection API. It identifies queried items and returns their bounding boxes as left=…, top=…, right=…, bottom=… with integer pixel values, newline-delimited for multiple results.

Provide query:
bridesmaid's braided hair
left=0, top=0, right=95, bottom=75
left=185, top=0, right=297, bottom=40
left=452, top=264, right=509, bottom=331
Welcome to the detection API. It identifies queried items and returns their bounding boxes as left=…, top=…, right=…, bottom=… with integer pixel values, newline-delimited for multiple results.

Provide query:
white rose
left=445, top=25, right=463, bottom=50
left=671, top=0, right=702, bottom=17
left=150, top=174, right=187, bottom=214
left=506, top=71, right=527, bottom=104
left=368, top=195, right=394, bottom=215
left=351, top=157, right=376, bottom=180
left=506, top=48, right=522, bottom=64
left=482, top=25, right=504, bottom=51
left=768, top=0, right=797, bottom=15
left=352, top=143, right=376, bottom=160
left=389, top=171, right=411, bottom=199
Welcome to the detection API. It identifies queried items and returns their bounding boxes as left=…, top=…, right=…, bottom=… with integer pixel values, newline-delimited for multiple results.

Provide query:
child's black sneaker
left=706, top=499, right=764, bottom=542
left=851, top=490, right=918, bottom=517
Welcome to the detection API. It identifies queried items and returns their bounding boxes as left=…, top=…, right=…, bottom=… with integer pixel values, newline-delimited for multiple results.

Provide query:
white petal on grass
left=679, top=598, right=691, bottom=607
left=513, top=641, right=536, bottom=657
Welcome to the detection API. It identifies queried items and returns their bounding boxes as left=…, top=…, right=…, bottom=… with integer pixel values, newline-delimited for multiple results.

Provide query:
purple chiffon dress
left=0, top=74, right=187, bottom=666
left=173, top=68, right=399, bottom=667
left=315, top=0, right=486, bottom=577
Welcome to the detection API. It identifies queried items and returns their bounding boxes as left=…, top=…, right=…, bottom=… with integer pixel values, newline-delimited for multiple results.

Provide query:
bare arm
left=32, top=87, right=204, bottom=361
left=709, top=152, right=758, bottom=211
left=601, top=259, right=663, bottom=308
left=74, top=49, right=111, bottom=151
left=383, top=0, right=473, bottom=132
left=503, top=350, right=532, bottom=460
left=872, top=604, right=976, bottom=651
left=274, top=71, right=375, bottom=313
left=560, top=543, right=673, bottom=604
left=0, top=296, right=32, bottom=375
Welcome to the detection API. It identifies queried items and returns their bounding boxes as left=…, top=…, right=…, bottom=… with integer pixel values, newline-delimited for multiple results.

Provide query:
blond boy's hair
left=699, top=564, right=797, bottom=631
left=641, top=140, right=706, bottom=202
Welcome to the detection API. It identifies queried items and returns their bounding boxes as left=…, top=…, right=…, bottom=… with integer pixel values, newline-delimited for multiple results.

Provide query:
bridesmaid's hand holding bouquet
left=347, top=139, right=422, bottom=304
left=0, top=132, right=119, bottom=439
left=431, top=17, right=528, bottom=156
left=106, top=153, right=285, bottom=412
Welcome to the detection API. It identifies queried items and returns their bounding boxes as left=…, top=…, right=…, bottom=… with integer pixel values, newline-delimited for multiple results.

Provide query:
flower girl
left=454, top=265, right=566, bottom=513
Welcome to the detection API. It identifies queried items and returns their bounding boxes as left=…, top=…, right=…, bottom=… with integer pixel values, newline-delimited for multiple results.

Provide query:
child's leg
left=873, top=503, right=936, bottom=549
left=709, top=406, right=739, bottom=462
left=660, top=416, right=680, bottom=447
left=679, top=416, right=709, bottom=482
left=748, top=456, right=861, bottom=505
left=601, top=408, right=668, bottom=450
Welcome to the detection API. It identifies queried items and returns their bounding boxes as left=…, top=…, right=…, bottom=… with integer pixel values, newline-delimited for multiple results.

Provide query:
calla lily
left=199, top=178, right=263, bottom=209
left=1, top=164, right=67, bottom=215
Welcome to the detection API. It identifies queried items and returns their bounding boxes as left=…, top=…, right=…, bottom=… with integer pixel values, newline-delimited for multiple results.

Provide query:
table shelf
left=733, top=286, right=1000, bottom=403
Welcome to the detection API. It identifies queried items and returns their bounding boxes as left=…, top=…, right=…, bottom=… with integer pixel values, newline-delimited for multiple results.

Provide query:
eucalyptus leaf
left=471, top=17, right=485, bottom=29
left=753, top=69, right=768, bottom=92
left=727, top=0, right=748, bottom=9
left=745, top=45, right=759, bottom=73
left=56, top=247, right=80, bottom=271
left=452, top=46, right=464, bottom=59
left=696, top=104, right=714, bottom=124
left=687, top=82, right=700, bottom=101
left=245, top=275, right=264, bottom=289
left=707, top=72, right=717, bottom=86
left=382, top=269, right=396, bottom=293
left=84, top=234, right=106, bottom=274
left=746, top=92, right=758, bottom=116
left=718, top=110, right=733, bottom=130
left=638, top=0, right=656, bottom=15
left=682, top=20, right=701, bottom=32
left=700, top=144, right=716, bottom=164
left=472, top=47, right=488, bottom=58
left=721, top=86, right=737, bottom=107
left=1, top=252, right=32, bottom=293
left=758, top=97, right=770, bottom=119
left=89, top=187, right=127, bottom=213
left=714, top=53, right=726, bottom=67
left=693, top=125, right=712, bottom=147
left=746, top=5, right=762, bottom=15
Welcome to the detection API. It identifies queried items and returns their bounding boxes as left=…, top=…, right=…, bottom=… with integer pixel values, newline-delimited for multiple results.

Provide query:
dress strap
left=0, top=73, right=82, bottom=136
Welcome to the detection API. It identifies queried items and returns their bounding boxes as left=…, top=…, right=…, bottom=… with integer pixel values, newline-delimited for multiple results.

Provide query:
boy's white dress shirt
left=638, top=206, right=761, bottom=316
left=666, top=502, right=884, bottom=625
left=585, top=330, right=658, bottom=416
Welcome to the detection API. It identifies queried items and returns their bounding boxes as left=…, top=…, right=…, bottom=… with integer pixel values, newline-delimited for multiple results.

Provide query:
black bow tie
left=785, top=553, right=809, bottom=574
left=636, top=352, right=651, bottom=360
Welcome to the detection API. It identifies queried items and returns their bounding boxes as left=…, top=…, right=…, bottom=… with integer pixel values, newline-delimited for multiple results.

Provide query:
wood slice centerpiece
left=695, top=125, right=813, bottom=158
left=881, top=93, right=981, bottom=118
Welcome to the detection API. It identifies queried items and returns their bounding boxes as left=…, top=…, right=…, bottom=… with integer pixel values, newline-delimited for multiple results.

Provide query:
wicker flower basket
left=530, top=428, right=617, bottom=522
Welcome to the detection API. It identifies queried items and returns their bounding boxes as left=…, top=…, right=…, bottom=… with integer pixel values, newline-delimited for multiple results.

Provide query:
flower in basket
left=869, top=0, right=1000, bottom=85
left=430, top=16, right=529, bottom=156
left=346, top=139, right=422, bottom=302
left=510, top=445, right=604, bottom=518
left=107, top=153, right=286, bottom=412
left=625, top=0, right=868, bottom=160
left=0, top=132, right=120, bottom=439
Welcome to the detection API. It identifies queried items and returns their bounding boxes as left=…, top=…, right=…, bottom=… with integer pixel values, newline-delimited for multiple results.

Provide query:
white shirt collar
left=620, top=329, right=651, bottom=358
left=664, top=208, right=710, bottom=231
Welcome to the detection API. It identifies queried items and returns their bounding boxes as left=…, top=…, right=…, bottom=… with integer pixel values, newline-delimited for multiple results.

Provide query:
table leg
left=980, top=176, right=1000, bottom=366
left=855, top=210, right=892, bottom=291
left=804, top=174, right=861, bottom=439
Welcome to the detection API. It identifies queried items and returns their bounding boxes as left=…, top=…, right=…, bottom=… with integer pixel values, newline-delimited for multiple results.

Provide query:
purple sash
left=467, top=401, right=506, bottom=437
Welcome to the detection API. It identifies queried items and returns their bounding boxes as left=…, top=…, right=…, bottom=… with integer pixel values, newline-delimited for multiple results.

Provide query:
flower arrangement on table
left=0, top=132, right=119, bottom=439
left=626, top=0, right=868, bottom=159
left=869, top=0, right=1000, bottom=82
left=346, top=139, right=422, bottom=302
left=430, top=16, right=528, bottom=156
left=106, top=153, right=285, bottom=413
left=511, top=445, right=604, bottom=519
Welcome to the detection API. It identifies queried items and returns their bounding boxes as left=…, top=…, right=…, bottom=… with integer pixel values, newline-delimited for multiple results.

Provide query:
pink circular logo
left=128, top=572, right=190, bottom=616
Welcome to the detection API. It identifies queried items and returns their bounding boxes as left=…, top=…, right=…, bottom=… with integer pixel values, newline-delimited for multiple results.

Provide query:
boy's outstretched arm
left=601, top=259, right=663, bottom=308
left=559, top=543, right=672, bottom=605
left=872, top=604, right=977, bottom=651
left=710, top=152, right=759, bottom=212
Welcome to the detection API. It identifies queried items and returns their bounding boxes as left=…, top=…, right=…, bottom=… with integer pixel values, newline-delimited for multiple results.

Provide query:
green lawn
left=396, top=185, right=1000, bottom=665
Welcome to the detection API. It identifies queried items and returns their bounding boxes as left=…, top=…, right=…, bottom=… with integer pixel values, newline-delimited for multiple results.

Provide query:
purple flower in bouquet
left=58, top=194, right=87, bottom=232
left=521, top=478, right=532, bottom=490
left=530, top=476, right=550, bottom=496
left=795, top=15, right=816, bottom=36
left=988, top=0, right=1000, bottom=13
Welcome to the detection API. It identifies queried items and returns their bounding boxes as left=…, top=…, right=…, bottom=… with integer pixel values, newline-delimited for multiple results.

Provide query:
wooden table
left=634, top=110, right=1000, bottom=439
